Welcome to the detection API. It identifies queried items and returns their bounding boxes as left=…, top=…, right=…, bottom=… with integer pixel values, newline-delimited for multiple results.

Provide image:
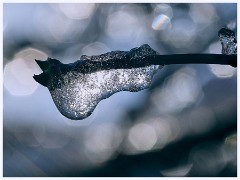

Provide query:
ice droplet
left=218, top=28, right=237, bottom=55
left=34, top=44, right=162, bottom=120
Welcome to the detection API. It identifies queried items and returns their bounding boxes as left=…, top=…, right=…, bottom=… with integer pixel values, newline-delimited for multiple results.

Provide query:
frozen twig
left=33, top=48, right=236, bottom=87
left=33, top=28, right=237, bottom=120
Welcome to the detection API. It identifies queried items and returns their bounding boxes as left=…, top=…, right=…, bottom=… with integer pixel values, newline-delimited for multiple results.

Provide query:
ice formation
left=218, top=28, right=237, bottom=55
left=34, top=44, right=162, bottom=120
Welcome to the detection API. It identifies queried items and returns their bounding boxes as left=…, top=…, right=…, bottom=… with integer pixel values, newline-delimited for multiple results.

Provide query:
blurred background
left=3, top=3, right=237, bottom=177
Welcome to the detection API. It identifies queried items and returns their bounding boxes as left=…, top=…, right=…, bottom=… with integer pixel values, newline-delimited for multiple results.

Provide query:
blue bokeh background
left=3, top=3, right=237, bottom=177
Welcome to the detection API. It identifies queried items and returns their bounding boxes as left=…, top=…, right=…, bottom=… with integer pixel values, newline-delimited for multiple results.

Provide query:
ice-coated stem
left=33, top=53, right=237, bottom=120
left=33, top=50, right=237, bottom=88
left=33, top=28, right=237, bottom=120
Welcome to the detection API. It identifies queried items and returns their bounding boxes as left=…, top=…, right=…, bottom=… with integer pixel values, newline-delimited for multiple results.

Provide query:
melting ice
left=36, top=44, right=162, bottom=120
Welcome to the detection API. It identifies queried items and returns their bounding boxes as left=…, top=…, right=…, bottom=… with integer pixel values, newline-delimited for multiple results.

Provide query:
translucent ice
left=218, top=28, right=237, bottom=55
left=34, top=44, right=162, bottom=120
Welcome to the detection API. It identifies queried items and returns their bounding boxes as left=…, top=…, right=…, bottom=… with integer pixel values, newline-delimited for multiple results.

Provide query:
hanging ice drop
left=34, top=44, right=162, bottom=120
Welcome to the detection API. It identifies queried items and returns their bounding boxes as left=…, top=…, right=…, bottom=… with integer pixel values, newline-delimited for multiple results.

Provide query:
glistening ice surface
left=48, top=45, right=161, bottom=120
left=50, top=66, right=159, bottom=119
left=218, top=28, right=237, bottom=55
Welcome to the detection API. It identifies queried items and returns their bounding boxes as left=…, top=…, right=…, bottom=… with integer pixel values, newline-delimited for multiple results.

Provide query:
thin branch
left=33, top=45, right=237, bottom=88
left=148, top=54, right=237, bottom=67
left=96, top=54, right=237, bottom=71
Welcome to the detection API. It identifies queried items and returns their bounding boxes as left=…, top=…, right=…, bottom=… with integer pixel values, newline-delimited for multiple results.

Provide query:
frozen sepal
left=34, top=44, right=162, bottom=120
left=218, top=28, right=237, bottom=55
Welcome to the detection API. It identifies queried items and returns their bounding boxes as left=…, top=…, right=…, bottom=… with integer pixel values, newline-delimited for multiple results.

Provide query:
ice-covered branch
left=33, top=28, right=237, bottom=120
left=33, top=47, right=236, bottom=88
